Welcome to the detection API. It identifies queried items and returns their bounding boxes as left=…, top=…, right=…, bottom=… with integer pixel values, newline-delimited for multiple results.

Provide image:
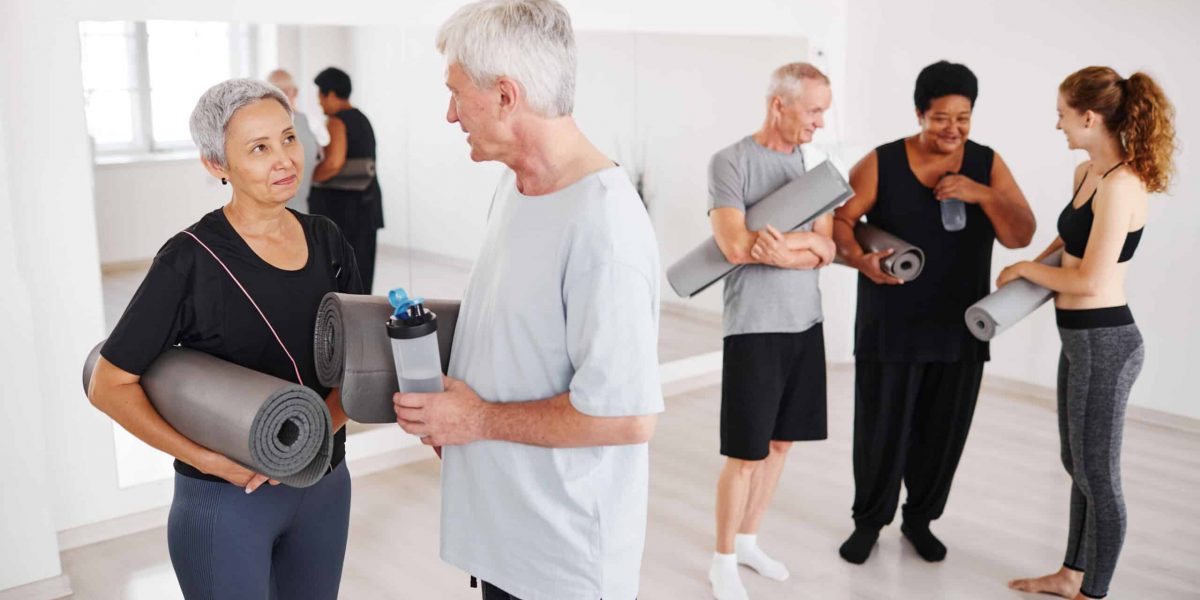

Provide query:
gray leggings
left=1057, top=311, right=1144, bottom=599
left=167, top=461, right=351, bottom=600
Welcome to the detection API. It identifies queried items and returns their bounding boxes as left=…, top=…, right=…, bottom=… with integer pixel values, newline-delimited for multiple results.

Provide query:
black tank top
left=855, top=138, right=996, bottom=363
left=309, top=108, right=384, bottom=231
left=1057, top=162, right=1142, bottom=262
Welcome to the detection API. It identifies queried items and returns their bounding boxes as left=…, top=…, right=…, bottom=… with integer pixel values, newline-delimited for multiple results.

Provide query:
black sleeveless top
left=855, top=138, right=996, bottom=363
left=1057, top=163, right=1143, bottom=262
left=309, top=108, right=384, bottom=231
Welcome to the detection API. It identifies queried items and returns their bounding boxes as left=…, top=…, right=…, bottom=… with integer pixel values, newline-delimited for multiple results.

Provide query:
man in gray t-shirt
left=707, top=63, right=837, bottom=600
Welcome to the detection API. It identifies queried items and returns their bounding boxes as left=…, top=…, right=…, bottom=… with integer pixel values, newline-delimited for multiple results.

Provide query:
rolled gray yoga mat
left=314, top=293, right=460, bottom=424
left=833, top=222, right=926, bottom=282
left=312, top=158, right=376, bottom=192
left=964, top=249, right=1064, bottom=341
left=666, top=160, right=854, bottom=298
left=82, top=342, right=333, bottom=488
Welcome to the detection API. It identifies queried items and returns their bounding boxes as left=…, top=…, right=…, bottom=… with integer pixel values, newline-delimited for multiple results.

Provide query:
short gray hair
left=436, top=0, right=577, bottom=117
left=767, top=62, right=830, bottom=104
left=189, top=78, right=292, bottom=167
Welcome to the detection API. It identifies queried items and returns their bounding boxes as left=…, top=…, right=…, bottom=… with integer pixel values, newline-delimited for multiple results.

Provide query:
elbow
left=622, top=415, right=657, bottom=445
left=721, top=247, right=754, bottom=265
left=1000, top=231, right=1034, bottom=249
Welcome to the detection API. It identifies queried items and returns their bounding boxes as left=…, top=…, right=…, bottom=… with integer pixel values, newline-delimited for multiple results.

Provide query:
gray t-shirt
left=441, top=166, right=663, bottom=600
left=708, top=136, right=824, bottom=337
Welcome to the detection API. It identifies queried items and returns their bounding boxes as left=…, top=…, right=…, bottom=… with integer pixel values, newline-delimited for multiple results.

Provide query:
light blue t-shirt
left=441, top=166, right=664, bottom=600
left=708, top=136, right=824, bottom=337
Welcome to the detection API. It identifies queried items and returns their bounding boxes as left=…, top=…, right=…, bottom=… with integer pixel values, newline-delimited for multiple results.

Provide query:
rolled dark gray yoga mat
left=666, top=160, right=854, bottom=298
left=314, top=293, right=460, bottom=424
left=312, top=158, right=376, bottom=192
left=964, top=249, right=1064, bottom=341
left=833, top=222, right=926, bottom=282
left=82, top=342, right=333, bottom=488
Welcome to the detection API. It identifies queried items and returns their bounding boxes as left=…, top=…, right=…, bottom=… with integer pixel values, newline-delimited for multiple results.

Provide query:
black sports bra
left=1056, top=162, right=1143, bottom=262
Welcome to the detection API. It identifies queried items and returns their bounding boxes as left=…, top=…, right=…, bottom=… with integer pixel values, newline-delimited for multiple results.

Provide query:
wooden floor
left=60, top=365, right=1200, bottom=599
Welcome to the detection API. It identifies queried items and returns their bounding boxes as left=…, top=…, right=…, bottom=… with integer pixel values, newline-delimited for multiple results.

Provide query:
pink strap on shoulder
left=182, top=230, right=304, bottom=386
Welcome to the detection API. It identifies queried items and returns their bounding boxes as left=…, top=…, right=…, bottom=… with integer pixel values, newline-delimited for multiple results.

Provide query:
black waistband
left=1056, top=305, right=1134, bottom=330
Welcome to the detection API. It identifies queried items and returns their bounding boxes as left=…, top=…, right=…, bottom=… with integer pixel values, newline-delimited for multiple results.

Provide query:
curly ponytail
left=1120, top=72, right=1176, bottom=193
left=1060, top=67, right=1177, bottom=193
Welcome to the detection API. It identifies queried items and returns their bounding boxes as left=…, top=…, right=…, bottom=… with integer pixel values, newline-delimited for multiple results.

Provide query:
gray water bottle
left=939, top=172, right=967, bottom=232
left=386, top=288, right=444, bottom=394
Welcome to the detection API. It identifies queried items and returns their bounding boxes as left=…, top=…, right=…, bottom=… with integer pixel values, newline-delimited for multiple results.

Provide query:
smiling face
left=917, top=94, right=972, bottom=154
left=444, top=62, right=517, bottom=163
left=771, top=80, right=832, bottom=145
left=1055, top=91, right=1096, bottom=151
left=207, top=98, right=302, bottom=205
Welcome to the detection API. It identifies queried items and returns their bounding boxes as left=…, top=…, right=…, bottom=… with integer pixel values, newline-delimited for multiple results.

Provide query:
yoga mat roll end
left=964, top=306, right=998, bottom=341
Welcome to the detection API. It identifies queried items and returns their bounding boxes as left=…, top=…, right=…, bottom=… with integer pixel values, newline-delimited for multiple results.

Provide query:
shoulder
left=154, top=209, right=229, bottom=276
left=709, top=139, right=747, bottom=170
left=567, top=168, right=657, bottom=271
left=1098, top=167, right=1147, bottom=201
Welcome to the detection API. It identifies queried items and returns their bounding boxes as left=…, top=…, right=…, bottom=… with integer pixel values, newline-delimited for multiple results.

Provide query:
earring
left=221, top=177, right=228, bottom=185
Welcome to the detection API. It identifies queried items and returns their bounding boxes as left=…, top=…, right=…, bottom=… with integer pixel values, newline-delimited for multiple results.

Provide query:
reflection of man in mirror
left=309, top=67, right=383, bottom=293
left=391, top=1, right=663, bottom=598
left=266, top=69, right=321, bottom=214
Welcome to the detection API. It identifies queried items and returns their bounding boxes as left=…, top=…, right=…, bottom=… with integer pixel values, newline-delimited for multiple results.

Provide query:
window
left=79, top=21, right=267, bottom=157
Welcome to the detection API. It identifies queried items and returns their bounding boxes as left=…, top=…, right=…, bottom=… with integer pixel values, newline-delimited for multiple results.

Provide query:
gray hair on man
left=436, top=0, right=577, bottom=117
left=266, top=69, right=297, bottom=96
left=189, top=78, right=292, bottom=167
left=766, top=62, right=830, bottom=104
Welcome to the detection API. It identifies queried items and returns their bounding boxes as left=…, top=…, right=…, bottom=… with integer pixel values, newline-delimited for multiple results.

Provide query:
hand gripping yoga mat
left=314, top=293, right=460, bottom=423
left=666, top=160, right=854, bottom=298
left=964, top=249, right=1064, bottom=341
left=833, top=222, right=926, bottom=282
left=82, top=342, right=333, bottom=487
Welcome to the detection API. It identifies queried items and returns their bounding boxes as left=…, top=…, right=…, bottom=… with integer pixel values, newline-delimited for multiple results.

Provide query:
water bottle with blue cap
left=386, top=288, right=444, bottom=393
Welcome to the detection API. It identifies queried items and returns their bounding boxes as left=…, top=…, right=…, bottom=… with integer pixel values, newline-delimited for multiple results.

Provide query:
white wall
left=0, top=96, right=65, bottom=594
left=842, top=0, right=1200, bottom=419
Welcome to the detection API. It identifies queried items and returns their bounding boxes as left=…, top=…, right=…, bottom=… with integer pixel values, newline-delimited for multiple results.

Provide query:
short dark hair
left=914, top=60, right=977, bottom=113
left=314, top=67, right=352, bottom=99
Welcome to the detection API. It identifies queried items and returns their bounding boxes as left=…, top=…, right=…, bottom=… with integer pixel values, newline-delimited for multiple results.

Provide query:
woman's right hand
left=198, top=452, right=279, bottom=493
left=855, top=249, right=905, bottom=285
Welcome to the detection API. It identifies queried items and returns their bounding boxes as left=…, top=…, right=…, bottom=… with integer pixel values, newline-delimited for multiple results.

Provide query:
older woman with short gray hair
left=88, top=78, right=361, bottom=600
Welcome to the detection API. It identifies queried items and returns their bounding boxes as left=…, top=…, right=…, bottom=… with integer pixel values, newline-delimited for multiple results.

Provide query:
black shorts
left=720, top=325, right=828, bottom=460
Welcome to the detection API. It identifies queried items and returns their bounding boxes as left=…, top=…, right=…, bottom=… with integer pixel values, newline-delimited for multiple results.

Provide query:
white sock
left=735, top=533, right=790, bottom=581
left=709, top=552, right=749, bottom=600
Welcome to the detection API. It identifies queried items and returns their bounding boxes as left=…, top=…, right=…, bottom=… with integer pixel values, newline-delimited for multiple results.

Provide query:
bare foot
left=1008, top=566, right=1083, bottom=598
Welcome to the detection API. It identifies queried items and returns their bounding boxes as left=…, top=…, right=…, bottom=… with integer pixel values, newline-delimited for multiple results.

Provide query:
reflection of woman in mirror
left=87, top=78, right=361, bottom=600
left=310, top=67, right=383, bottom=293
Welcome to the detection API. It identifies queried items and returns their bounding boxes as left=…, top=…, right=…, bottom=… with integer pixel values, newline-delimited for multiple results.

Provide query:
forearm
left=977, top=188, right=1036, bottom=248
left=311, top=154, right=343, bottom=182
left=481, top=393, right=655, bottom=447
left=1035, top=237, right=1066, bottom=262
left=714, top=230, right=760, bottom=265
left=91, top=383, right=217, bottom=473
left=326, top=389, right=348, bottom=433
left=1020, top=261, right=1097, bottom=296
left=832, top=217, right=867, bottom=267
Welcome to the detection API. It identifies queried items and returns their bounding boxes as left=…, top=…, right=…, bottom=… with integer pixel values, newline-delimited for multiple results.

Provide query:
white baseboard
left=0, top=575, right=72, bottom=600
left=982, top=373, right=1200, bottom=435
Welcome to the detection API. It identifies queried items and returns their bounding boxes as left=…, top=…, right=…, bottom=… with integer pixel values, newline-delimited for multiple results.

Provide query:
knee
left=769, top=440, right=793, bottom=455
left=726, top=457, right=763, bottom=478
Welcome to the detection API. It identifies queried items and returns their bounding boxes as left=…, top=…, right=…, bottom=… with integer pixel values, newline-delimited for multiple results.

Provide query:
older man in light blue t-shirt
left=393, top=2, right=662, bottom=599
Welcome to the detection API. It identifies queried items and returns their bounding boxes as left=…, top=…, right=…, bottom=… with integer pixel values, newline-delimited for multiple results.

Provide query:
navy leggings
left=167, top=461, right=351, bottom=600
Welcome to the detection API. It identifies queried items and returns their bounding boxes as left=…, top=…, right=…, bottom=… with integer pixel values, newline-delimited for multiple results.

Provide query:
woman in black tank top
left=310, top=67, right=384, bottom=293
left=1004, top=68, right=1176, bottom=600
left=831, top=61, right=1036, bottom=568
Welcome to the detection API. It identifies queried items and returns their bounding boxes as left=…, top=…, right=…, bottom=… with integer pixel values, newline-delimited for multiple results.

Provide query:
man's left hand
left=394, top=376, right=488, bottom=447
